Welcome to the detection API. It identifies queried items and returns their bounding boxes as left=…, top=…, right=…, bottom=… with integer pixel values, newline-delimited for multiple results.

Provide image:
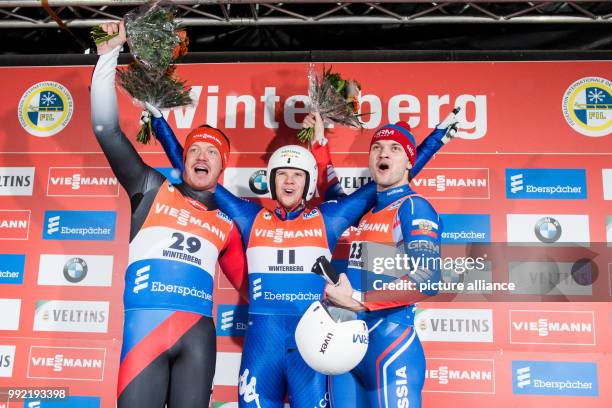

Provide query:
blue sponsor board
left=43, top=211, right=116, bottom=241
left=506, top=168, right=587, bottom=199
left=125, top=258, right=214, bottom=317
left=0, top=254, right=25, bottom=284
left=24, top=396, right=100, bottom=407
left=156, top=167, right=183, bottom=184
left=439, top=214, right=490, bottom=244
left=512, top=360, right=598, bottom=397
left=216, top=304, right=249, bottom=337
left=249, top=273, right=324, bottom=315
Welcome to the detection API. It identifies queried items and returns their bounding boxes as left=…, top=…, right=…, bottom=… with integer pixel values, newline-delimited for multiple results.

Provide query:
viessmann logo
left=0, top=167, right=35, bottom=196
left=510, top=310, right=595, bottom=345
left=424, top=358, right=495, bottom=394
left=0, top=210, right=31, bottom=240
left=47, top=167, right=119, bottom=197
left=412, top=168, right=490, bottom=199
left=27, top=346, right=105, bottom=380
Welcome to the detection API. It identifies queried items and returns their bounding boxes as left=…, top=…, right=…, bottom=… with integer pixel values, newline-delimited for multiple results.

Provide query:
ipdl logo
left=18, top=81, right=74, bottom=137
left=562, top=77, right=611, bottom=137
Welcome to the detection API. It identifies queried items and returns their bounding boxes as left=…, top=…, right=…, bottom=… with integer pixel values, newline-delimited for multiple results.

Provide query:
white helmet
left=267, top=145, right=318, bottom=201
left=295, top=301, right=369, bottom=375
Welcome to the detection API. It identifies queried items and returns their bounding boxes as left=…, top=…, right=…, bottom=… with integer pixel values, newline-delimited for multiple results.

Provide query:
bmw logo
left=63, top=257, right=88, bottom=283
left=534, top=217, right=562, bottom=243
left=249, top=169, right=269, bottom=195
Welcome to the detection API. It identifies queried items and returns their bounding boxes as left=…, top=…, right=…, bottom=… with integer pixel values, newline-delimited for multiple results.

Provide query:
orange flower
left=172, top=30, right=189, bottom=60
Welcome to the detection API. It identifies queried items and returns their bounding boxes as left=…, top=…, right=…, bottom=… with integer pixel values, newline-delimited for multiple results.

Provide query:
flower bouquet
left=91, top=0, right=192, bottom=144
left=297, top=64, right=364, bottom=143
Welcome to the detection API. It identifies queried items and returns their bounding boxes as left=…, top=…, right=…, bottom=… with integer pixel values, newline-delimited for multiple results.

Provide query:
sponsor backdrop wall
left=0, top=60, right=610, bottom=407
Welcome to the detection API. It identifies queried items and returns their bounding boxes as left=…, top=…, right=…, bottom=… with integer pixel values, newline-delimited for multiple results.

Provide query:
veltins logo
left=509, top=261, right=593, bottom=296
left=0, top=210, right=31, bottom=240
left=412, top=168, right=490, bottom=199
left=27, top=346, right=105, bottom=381
left=562, top=76, right=611, bottom=137
left=33, top=300, right=109, bottom=333
left=25, top=396, right=101, bottom=408
left=509, top=310, right=595, bottom=345
left=603, top=169, right=612, bottom=200
left=18, top=81, right=74, bottom=137
left=512, top=360, right=598, bottom=396
left=0, top=167, right=35, bottom=196
left=42, top=211, right=116, bottom=241
left=439, top=214, right=490, bottom=243
left=506, top=169, right=587, bottom=200
left=0, top=299, right=21, bottom=331
left=424, top=358, right=495, bottom=394
left=332, top=167, right=371, bottom=195
left=507, top=214, right=590, bottom=244
left=38, top=254, right=113, bottom=287
left=0, top=345, right=16, bottom=378
left=415, top=308, right=493, bottom=343
left=216, top=304, right=249, bottom=337
left=47, top=167, right=119, bottom=197
left=0, top=254, right=25, bottom=284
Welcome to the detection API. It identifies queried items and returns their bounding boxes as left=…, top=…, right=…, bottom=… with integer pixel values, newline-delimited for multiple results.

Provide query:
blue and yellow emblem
left=562, top=76, right=611, bottom=137
left=18, top=81, right=74, bottom=137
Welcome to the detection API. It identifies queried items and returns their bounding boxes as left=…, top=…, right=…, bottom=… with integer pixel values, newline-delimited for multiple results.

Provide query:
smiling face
left=368, top=139, right=411, bottom=191
left=274, top=168, right=307, bottom=210
left=182, top=141, right=223, bottom=191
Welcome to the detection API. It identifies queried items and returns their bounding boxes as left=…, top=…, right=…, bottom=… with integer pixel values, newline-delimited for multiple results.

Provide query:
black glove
left=312, top=256, right=340, bottom=285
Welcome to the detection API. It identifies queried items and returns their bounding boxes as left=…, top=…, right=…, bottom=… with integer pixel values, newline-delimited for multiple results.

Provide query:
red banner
left=0, top=60, right=610, bottom=408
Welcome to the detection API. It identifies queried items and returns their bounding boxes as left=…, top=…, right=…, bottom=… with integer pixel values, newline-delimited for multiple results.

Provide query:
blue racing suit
left=152, top=116, right=448, bottom=408
left=321, top=180, right=442, bottom=406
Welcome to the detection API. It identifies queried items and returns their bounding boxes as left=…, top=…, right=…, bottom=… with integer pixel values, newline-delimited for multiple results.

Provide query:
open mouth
left=194, top=165, right=209, bottom=175
left=377, top=163, right=389, bottom=171
left=282, top=187, right=295, bottom=195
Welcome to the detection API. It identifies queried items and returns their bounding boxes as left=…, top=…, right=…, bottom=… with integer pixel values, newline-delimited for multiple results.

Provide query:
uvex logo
left=319, top=332, right=334, bottom=354
left=352, top=334, right=368, bottom=344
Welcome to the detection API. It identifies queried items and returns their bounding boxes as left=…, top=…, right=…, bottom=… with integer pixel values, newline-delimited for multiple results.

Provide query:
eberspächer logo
left=18, top=81, right=74, bottom=137
left=512, top=360, right=598, bottom=396
left=562, top=77, right=611, bottom=137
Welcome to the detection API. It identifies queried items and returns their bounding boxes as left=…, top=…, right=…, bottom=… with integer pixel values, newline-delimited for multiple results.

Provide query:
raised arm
left=309, top=111, right=459, bottom=200
left=213, top=184, right=262, bottom=245
left=150, top=113, right=185, bottom=171
left=90, top=22, right=162, bottom=198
